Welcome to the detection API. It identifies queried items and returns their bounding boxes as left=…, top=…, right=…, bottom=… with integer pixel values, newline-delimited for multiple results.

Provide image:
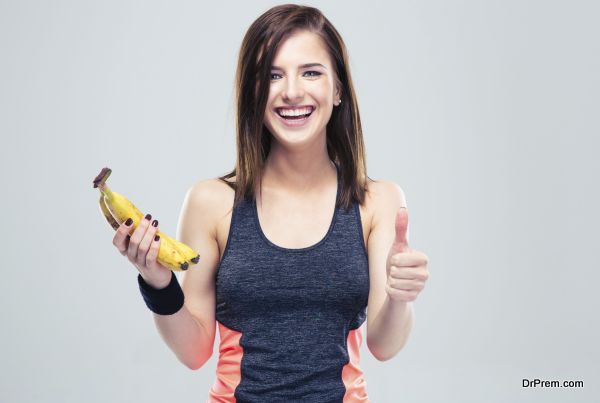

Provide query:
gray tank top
left=214, top=162, right=370, bottom=402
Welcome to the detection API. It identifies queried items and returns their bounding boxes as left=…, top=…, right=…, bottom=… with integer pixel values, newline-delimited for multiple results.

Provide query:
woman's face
left=263, top=29, right=340, bottom=148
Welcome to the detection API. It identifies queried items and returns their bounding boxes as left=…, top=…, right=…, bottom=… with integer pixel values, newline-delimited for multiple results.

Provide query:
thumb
left=392, top=207, right=409, bottom=253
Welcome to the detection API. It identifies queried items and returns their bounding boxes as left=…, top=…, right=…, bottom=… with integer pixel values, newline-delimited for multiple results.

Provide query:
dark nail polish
left=126, top=234, right=131, bottom=240
left=154, top=235, right=160, bottom=241
left=151, top=219, right=158, bottom=227
left=145, top=214, right=152, bottom=221
left=125, top=218, right=133, bottom=226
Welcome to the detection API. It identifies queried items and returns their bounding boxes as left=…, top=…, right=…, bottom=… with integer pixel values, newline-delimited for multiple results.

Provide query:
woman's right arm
left=155, top=180, right=222, bottom=370
left=113, top=180, right=222, bottom=370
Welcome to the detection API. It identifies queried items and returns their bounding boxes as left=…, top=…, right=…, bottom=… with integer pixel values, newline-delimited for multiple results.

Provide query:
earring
left=336, top=98, right=342, bottom=106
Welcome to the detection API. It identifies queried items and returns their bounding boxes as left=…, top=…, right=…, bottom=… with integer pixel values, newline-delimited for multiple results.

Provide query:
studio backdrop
left=0, top=1, right=597, bottom=402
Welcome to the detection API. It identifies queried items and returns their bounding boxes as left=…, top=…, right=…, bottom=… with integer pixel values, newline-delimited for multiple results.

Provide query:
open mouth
left=275, top=106, right=315, bottom=120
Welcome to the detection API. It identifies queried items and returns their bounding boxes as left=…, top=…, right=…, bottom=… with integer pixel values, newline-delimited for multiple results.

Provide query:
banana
left=94, top=167, right=200, bottom=271
left=170, top=237, right=201, bottom=265
left=99, top=194, right=120, bottom=231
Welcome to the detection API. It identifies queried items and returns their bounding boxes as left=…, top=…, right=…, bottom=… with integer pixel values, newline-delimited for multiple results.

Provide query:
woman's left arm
left=366, top=181, right=430, bottom=361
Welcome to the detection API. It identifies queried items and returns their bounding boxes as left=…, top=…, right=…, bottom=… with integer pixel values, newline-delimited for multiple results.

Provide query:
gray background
left=1, top=0, right=598, bottom=402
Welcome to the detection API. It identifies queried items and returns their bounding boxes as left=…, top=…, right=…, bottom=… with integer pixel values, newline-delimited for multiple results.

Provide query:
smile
left=274, top=106, right=315, bottom=127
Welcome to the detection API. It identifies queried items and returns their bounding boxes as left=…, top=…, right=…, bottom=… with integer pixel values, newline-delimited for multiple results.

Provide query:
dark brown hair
left=218, top=3, right=372, bottom=211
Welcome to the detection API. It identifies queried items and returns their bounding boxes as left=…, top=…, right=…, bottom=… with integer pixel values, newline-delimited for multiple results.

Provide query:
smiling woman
left=264, top=30, right=340, bottom=137
left=219, top=4, right=368, bottom=210
left=203, top=8, right=374, bottom=400
left=128, top=3, right=429, bottom=403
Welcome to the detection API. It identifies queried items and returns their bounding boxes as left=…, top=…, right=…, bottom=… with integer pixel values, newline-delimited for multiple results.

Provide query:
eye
left=269, top=71, right=322, bottom=81
left=304, top=70, right=322, bottom=78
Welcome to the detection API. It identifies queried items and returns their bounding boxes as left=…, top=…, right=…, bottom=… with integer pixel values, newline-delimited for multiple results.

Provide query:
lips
left=273, top=106, right=315, bottom=127
left=275, top=106, right=315, bottom=119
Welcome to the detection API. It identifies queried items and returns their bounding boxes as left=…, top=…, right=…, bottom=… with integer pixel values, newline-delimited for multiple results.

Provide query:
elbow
left=368, top=346, right=402, bottom=362
left=368, top=345, right=395, bottom=362
left=185, top=362, right=199, bottom=371
left=367, top=338, right=406, bottom=362
left=367, top=339, right=385, bottom=361
left=185, top=322, right=216, bottom=370
left=186, top=361, right=205, bottom=371
left=184, top=351, right=213, bottom=371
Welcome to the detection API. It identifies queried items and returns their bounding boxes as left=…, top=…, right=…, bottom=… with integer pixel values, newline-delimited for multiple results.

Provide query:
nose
left=282, top=75, right=304, bottom=102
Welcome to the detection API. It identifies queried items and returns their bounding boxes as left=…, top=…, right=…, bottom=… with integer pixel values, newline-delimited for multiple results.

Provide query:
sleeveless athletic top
left=208, top=163, right=370, bottom=402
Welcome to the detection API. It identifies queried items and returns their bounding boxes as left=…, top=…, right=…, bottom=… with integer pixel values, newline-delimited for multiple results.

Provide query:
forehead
left=272, top=30, right=331, bottom=68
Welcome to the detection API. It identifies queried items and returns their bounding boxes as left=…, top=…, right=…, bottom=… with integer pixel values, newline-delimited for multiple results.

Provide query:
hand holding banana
left=93, top=167, right=200, bottom=277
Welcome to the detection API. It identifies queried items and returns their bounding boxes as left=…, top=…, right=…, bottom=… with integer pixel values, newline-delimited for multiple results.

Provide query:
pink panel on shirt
left=342, top=325, right=370, bottom=402
left=207, top=321, right=369, bottom=402
left=207, top=321, right=242, bottom=403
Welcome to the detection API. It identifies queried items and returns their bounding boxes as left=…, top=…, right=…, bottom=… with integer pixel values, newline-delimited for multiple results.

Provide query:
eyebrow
left=271, top=63, right=327, bottom=70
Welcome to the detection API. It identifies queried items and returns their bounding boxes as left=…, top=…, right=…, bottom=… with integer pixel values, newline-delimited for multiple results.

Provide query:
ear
left=334, top=85, right=342, bottom=105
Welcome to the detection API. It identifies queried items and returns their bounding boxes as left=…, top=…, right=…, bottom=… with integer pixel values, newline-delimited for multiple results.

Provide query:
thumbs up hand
left=386, top=207, right=429, bottom=303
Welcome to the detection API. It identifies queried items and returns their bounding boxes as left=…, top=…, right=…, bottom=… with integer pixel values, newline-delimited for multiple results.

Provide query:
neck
left=261, top=150, right=337, bottom=196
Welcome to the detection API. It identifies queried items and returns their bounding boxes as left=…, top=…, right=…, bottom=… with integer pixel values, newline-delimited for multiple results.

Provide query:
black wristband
left=137, top=271, right=184, bottom=315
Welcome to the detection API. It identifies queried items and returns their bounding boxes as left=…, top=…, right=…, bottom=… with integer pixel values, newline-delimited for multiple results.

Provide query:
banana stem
left=93, top=167, right=113, bottom=198
left=93, top=167, right=111, bottom=188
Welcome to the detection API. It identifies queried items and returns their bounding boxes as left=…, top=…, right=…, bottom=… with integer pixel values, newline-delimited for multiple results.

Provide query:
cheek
left=263, top=109, right=275, bottom=128
left=264, top=91, right=276, bottom=114
left=317, top=83, right=335, bottom=102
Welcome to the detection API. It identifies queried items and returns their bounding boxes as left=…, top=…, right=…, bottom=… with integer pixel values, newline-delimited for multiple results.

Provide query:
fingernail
left=125, top=218, right=133, bottom=226
left=151, top=219, right=158, bottom=227
left=145, top=214, right=152, bottom=221
left=154, top=235, right=160, bottom=242
left=126, top=234, right=131, bottom=240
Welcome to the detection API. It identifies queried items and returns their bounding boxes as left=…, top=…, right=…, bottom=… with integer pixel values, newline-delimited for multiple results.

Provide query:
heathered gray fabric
left=215, top=163, right=370, bottom=402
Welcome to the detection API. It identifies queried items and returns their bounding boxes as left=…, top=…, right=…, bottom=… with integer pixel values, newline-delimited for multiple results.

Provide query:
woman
left=113, top=4, right=430, bottom=402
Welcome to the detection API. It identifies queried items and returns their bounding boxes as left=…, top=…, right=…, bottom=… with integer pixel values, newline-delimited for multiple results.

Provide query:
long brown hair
left=218, top=4, right=372, bottom=211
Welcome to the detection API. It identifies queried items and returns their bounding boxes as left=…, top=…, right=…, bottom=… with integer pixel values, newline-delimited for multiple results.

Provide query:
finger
left=136, top=219, right=159, bottom=267
left=389, top=266, right=429, bottom=281
left=113, top=217, right=134, bottom=255
left=388, top=277, right=424, bottom=291
left=390, top=251, right=428, bottom=267
left=146, top=233, right=161, bottom=269
left=128, top=213, right=152, bottom=263
left=392, top=208, right=409, bottom=253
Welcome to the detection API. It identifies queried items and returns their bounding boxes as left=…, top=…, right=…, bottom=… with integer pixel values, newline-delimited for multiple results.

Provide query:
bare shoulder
left=183, top=177, right=235, bottom=231
left=187, top=177, right=235, bottom=203
left=182, top=176, right=236, bottom=261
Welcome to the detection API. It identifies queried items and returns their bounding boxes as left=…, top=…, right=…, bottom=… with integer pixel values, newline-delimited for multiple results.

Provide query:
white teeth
left=277, top=107, right=313, bottom=117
